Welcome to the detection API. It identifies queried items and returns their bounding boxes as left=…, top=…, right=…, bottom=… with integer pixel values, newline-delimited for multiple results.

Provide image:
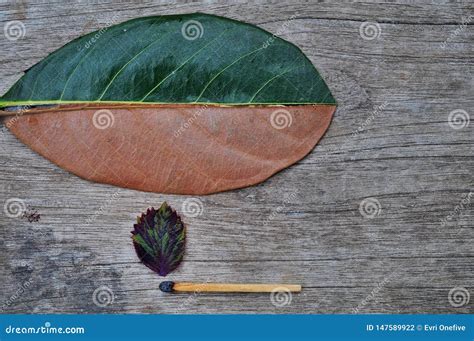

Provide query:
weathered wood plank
left=0, top=0, right=472, bottom=314
left=2, top=257, right=473, bottom=313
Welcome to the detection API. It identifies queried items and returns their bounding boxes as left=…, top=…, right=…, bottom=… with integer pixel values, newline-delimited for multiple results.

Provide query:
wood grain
left=0, top=0, right=472, bottom=314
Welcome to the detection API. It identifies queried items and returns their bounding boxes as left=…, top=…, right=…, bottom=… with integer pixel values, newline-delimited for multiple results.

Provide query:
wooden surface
left=0, top=0, right=472, bottom=314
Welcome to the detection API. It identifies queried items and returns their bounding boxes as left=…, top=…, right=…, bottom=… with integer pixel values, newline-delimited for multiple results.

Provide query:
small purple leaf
left=131, top=202, right=185, bottom=276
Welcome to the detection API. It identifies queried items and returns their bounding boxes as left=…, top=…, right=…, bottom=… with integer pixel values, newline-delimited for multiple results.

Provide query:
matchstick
left=159, top=281, right=302, bottom=293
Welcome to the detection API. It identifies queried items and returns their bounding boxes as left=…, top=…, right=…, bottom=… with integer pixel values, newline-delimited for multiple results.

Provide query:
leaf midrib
left=0, top=100, right=337, bottom=110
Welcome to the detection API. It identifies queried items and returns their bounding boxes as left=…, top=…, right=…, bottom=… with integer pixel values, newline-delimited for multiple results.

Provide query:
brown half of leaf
left=5, top=104, right=335, bottom=194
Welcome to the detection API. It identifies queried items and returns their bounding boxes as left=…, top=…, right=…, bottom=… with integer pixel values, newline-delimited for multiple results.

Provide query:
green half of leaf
left=0, top=13, right=335, bottom=109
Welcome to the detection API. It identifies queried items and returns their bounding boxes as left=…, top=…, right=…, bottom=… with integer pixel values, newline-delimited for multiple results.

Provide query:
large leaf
left=1, top=13, right=336, bottom=194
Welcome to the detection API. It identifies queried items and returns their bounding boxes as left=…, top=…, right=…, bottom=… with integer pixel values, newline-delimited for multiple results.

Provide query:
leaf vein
left=247, top=65, right=303, bottom=103
left=58, top=41, right=103, bottom=101
left=97, top=31, right=173, bottom=100
left=193, top=45, right=267, bottom=102
left=139, top=28, right=232, bottom=102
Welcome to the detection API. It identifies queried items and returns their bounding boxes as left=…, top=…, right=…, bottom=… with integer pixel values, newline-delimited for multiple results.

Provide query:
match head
left=159, top=281, right=175, bottom=293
